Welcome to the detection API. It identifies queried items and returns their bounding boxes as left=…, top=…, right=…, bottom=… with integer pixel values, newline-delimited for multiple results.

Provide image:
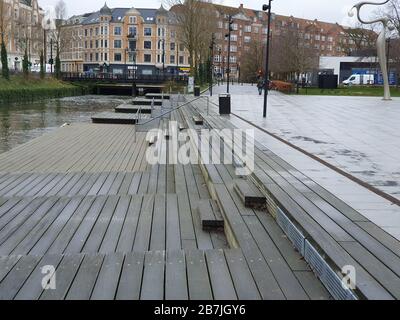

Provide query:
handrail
left=137, top=96, right=207, bottom=126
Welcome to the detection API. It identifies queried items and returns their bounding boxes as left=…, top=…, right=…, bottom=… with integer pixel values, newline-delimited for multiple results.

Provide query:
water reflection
left=0, top=95, right=130, bottom=154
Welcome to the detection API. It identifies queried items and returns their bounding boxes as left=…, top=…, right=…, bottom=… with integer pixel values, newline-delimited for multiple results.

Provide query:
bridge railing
left=61, top=72, right=189, bottom=84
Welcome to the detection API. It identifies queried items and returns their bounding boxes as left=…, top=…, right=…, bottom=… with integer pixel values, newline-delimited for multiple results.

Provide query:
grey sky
left=38, top=0, right=377, bottom=26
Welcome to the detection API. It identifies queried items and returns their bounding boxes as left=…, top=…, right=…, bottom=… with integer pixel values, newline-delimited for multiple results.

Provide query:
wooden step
left=115, top=104, right=153, bottom=114
left=132, top=99, right=163, bottom=106
left=234, top=179, right=266, bottom=209
left=192, top=116, right=204, bottom=125
left=197, top=199, right=224, bottom=230
left=145, top=93, right=170, bottom=100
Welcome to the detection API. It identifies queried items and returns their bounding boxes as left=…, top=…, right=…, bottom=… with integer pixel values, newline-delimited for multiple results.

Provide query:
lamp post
left=226, top=15, right=233, bottom=93
left=159, top=39, right=165, bottom=78
left=209, top=34, right=215, bottom=96
left=262, top=1, right=273, bottom=118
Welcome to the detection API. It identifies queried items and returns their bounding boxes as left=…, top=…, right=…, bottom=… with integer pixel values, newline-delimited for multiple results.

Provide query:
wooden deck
left=92, top=112, right=150, bottom=124
left=190, top=98, right=400, bottom=300
left=115, top=104, right=153, bottom=114
left=0, top=98, right=337, bottom=300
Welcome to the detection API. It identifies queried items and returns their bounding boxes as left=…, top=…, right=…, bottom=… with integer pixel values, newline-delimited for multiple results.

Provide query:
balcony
left=127, top=33, right=137, bottom=39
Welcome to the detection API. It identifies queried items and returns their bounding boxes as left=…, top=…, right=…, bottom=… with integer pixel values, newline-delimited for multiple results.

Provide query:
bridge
left=61, top=72, right=189, bottom=85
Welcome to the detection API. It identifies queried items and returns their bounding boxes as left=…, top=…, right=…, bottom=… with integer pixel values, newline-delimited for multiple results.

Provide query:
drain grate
left=304, top=240, right=357, bottom=300
left=277, top=208, right=305, bottom=255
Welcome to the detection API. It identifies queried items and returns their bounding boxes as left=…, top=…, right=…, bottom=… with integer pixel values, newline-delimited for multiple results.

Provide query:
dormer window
left=129, top=16, right=137, bottom=24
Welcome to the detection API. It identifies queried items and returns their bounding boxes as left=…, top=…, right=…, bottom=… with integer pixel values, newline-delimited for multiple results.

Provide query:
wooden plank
left=234, top=179, right=266, bottom=209
left=99, top=196, right=131, bottom=254
left=186, top=250, right=213, bottom=300
left=165, top=250, right=188, bottom=300
left=64, top=196, right=108, bottom=253
left=166, top=194, right=181, bottom=249
left=140, top=251, right=165, bottom=300
left=66, top=253, right=104, bottom=300
left=46, top=197, right=96, bottom=255
left=243, top=215, right=309, bottom=300
left=0, top=255, right=21, bottom=283
left=133, top=194, right=154, bottom=251
left=205, top=249, right=237, bottom=300
left=116, top=195, right=143, bottom=253
left=14, top=254, right=63, bottom=300
left=91, top=253, right=124, bottom=300
left=294, top=271, right=331, bottom=300
left=116, top=252, right=145, bottom=300
left=150, top=194, right=166, bottom=251
left=224, top=249, right=261, bottom=300
left=0, top=255, right=42, bottom=300
left=197, top=199, right=224, bottom=230
left=82, top=196, right=119, bottom=253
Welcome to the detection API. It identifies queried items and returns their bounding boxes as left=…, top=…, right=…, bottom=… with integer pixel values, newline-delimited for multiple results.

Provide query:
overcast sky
left=38, top=0, right=377, bottom=26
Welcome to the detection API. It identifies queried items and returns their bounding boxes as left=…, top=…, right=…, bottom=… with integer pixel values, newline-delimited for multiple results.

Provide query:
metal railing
left=132, top=95, right=210, bottom=142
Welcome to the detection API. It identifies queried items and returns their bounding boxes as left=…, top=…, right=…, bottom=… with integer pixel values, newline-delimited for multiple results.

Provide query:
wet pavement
left=210, top=84, right=400, bottom=201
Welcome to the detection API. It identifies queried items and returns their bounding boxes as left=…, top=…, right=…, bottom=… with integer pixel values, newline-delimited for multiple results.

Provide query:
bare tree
left=270, top=26, right=319, bottom=83
left=341, top=23, right=377, bottom=56
left=240, top=39, right=264, bottom=82
left=168, top=0, right=217, bottom=75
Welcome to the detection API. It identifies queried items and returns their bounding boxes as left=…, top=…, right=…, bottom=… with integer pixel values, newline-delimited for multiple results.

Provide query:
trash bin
left=219, top=93, right=231, bottom=115
left=194, top=86, right=200, bottom=97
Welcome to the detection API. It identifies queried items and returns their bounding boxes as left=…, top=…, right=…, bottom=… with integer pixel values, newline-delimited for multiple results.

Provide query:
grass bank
left=0, top=75, right=88, bottom=104
left=296, top=86, right=400, bottom=97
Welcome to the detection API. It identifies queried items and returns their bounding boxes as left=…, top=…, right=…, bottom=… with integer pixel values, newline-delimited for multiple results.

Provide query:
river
left=0, top=95, right=131, bottom=154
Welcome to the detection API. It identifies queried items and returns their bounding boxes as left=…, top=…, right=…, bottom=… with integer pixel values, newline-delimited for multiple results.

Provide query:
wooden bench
left=234, top=179, right=266, bottom=209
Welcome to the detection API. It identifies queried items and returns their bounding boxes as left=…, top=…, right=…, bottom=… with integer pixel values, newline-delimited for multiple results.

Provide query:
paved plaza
left=211, top=84, right=400, bottom=200
left=208, top=84, right=400, bottom=239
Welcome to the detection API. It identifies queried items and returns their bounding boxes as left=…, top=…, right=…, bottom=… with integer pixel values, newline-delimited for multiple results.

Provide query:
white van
left=343, top=74, right=375, bottom=85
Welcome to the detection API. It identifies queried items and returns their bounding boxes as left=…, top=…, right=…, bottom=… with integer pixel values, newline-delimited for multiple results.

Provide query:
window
left=179, top=44, right=184, bottom=52
left=104, top=26, right=108, bottom=35
left=244, top=36, right=251, bottom=43
left=129, top=40, right=136, bottom=51
left=144, top=27, right=152, bottom=36
left=244, top=25, right=251, bottom=32
left=96, top=27, right=99, bottom=36
left=95, top=53, right=99, bottom=61
left=253, top=26, right=259, bottom=33
left=230, top=45, right=237, bottom=52
left=179, top=56, right=184, bottom=65
left=170, top=31, right=176, bottom=38
left=170, top=55, right=175, bottom=64
left=104, top=53, right=108, bottom=61
left=218, top=21, right=223, bottom=29
left=230, top=35, right=237, bottom=42
left=315, top=35, right=320, bottom=41
left=144, top=54, right=152, bottom=63
left=114, top=53, right=122, bottom=62
left=95, top=40, right=99, bottom=48
left=114, top=40, right=122, bottom=48
left=129, top=26, right=137, bottom=36
left=85, top=29, right=88, bottom=36
left=232, top=23, right=238, bottom=31
left=129, top=16, right=137, bottom=24
left=170, top=43, right=175, bottom=51
left=104, top=40, right=108, bottom=48
left=144, top=41, right=152, bottom=49
left=114, top=27, right=122, bottom=35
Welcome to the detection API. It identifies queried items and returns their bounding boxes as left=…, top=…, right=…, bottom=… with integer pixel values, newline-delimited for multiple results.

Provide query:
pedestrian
left=257, top=79, right=264, bottom=95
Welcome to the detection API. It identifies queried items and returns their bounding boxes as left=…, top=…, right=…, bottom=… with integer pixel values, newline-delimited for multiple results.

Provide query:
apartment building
left=211, top=4, right=375, bottom=79
left=0, top=0, right=44, bottom=71
left=60, top=3, right=190, bottom=75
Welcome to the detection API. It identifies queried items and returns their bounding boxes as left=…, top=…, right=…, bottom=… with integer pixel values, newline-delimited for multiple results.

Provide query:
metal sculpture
left=349, top=0, right=394, bottom=100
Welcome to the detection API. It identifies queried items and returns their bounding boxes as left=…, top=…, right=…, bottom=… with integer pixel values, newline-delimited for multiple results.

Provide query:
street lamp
left=158, top=39, right=165, bottom=77
left=262, top=1, right=273, bottom=118
left=209, top=34, right=215, bottom=96
left=225, top=15, right=233, bottom=93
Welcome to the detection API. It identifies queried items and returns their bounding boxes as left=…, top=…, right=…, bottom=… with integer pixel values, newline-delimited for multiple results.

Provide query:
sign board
left=188, top=76, right=194, bottom=94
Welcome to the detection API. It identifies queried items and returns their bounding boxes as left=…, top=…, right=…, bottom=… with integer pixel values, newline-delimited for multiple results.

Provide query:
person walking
left=257, top=79, right=264, bottom=95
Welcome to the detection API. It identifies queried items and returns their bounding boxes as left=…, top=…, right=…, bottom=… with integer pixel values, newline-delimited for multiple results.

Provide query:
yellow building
left=60, top=3, right=190, bottom=76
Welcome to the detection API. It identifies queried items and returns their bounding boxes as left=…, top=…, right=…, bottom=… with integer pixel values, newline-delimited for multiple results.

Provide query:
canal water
left=0, top=95, right=130, bottom=154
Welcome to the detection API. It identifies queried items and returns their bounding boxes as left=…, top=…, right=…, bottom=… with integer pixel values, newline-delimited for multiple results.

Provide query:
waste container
left=194, top=86, right=201, bottom=96
left=219, top=93, right=231, bottom=115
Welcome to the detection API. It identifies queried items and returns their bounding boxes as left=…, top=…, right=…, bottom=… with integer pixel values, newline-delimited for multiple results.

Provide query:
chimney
left=239, top=4, right=243, bottom=9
